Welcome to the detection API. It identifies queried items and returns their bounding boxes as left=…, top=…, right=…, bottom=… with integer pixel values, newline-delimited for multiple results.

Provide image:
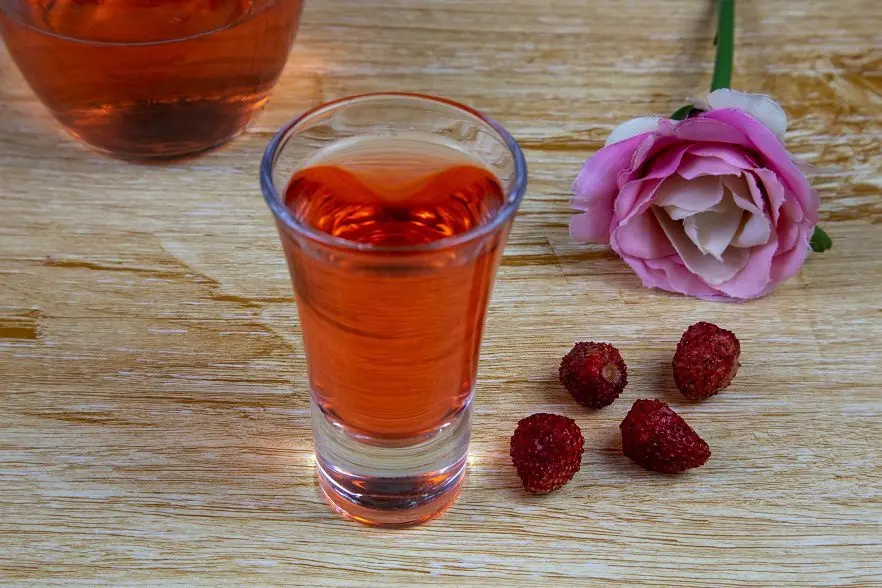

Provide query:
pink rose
left=570, top=89, right=820, bottom=301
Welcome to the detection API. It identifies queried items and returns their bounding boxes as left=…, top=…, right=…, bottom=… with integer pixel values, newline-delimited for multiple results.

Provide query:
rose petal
left=622, top=256, right=675, bottom=291
left=677, top=154, right=744, bottom=179
left=706, top=89, right=789, bottom=138
left=615, top=177, right=665, bottom=223
left=770, top=223, right=812, bottom=283
left=626, top=133, right=681, bottom=182
left=722, top=175, right=764, bottom=216
left=687, top=143, right=759, bottom=169
left=731, top=211, right=771, bottom=249
left=702, top=109, right=818, bottom=223
left=740, top=173, right=770, bottom=226
left=610, top=210, right=676, bottom=259
left=616, top=141, right=701, bottom=202
left=664, top=205, right=698, bottom=221
left=669, top=116, right=753, bottom=147
left=642, top=143, right=695, bottom=180
left=653, top=205, right=750, bottom=285
left=614, top=253, right=727, bottom=299
left=664, top=195, right=731, bottom=221
left=714, top=235, right=779, bottom=299
left=682, top=193, right=745, bottom=260
left=571, top=134, right=647, bottom=243
left=721, top=175, right=772, bottom=248
left=655, top=175, right=724, bottom=213
left=665, top=200, right=731, bottom=221
left=775, top=212, right=800, bottom=253
left=572, top=134, right=647, bottom=206
left=605, top=116, right=662, bottom=146
left=641, top=256, right=728, bottom=300
left=750, top=168, right=788, bottom=224
left=570, top=211, right=611, bottom=243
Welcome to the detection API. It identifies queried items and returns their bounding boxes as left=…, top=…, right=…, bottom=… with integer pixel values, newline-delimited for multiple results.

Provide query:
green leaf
left=810, top=226, right=832, bottom=252
left=711, top=0, right=735, bottom=91
left=670, top=105, right=696, bottom=121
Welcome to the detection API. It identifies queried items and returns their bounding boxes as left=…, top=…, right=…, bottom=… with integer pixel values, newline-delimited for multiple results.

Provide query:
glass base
left=312, top=398, right=471, bottom=527
left=53, top=96, right=267, bottom=162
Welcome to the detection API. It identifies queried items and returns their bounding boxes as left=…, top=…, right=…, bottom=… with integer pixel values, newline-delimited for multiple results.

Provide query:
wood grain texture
left=1, top=0, right=881, bottom=585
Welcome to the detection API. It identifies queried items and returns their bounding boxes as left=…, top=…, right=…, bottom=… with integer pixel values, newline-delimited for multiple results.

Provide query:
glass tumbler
left=261, top=93, right=527, bottom=526
left=0, top=0, right=303, bottom=159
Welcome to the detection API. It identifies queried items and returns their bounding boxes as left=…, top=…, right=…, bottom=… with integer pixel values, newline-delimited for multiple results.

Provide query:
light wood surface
left=2, top=1, right=881, bottom=585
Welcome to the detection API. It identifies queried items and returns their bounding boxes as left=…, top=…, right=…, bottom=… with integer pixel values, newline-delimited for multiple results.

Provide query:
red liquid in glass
left=282, top=137, right=508, bottom=438
left=0, top=0, right=303, bottom=158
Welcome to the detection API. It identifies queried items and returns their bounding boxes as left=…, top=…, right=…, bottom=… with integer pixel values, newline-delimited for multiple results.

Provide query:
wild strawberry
left=510, top=413, right=584, bottom=494
left=673, top=322, right=740, bottom=401
left=620, top=399, right=710, bottom=473
left=559, top=342, right=628, bottom=409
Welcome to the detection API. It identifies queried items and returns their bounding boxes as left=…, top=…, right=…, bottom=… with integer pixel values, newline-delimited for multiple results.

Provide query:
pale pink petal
left=669, top=116, right=753, bottom=147
left=605, top=116, right=662, bottom=146
left=682, top=194, right=744, bottom=260
left=721, top=176, right=772, bottom=248
left=664, top=205, right=700, bottom=221
left=688, top=143, right=759, bottom=169
left=732, top=212, right=771, bottom=249
left=625, top=134, right=682, bottom=183
left=775, top=213, right=800, bottom=253
left=751, top=168, right=787, bottom=224
left=714, top=235, right=779, bottom=299
left=770, top=224, right=812, bottom=283
left=706, top=89, right=788, bottom=138
left=610, top=211, right=676, bottom=259
left=642, top=256, right=728, bottom=300
left=572, top=134, right=646, bottom=206
left=641, top=143, right=694, bottom=180
left=653, top=206, right=750, bottom=285
left=701, top=109, right=818, bottom=223
left=655, top=175, right=724, bottom=213
left=614, top=253, right=726, bottom=299
left=677, top=154, right=744, bottom=179
left=570, top=211, right=612, bottom=243
left=722, top=175, right=764, bottom=216
left=615, top=142, right=696, bottom=211
left=665, top=197, right=731, bottom=222
left=623, top=256, right=676, bottom=291
left=614, top=177, right=665, bottom=223
left=571, top=134, right=648, bottom=243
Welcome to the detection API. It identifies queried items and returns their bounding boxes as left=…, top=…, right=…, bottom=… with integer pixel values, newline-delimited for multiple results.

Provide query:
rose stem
left=711, top=0, right=735, bottom=91
left=671, top=0, right=736, bottom=119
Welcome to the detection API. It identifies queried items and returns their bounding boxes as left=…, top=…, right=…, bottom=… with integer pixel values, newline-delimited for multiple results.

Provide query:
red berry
left=620, top=399, right=710, bottom=473
left=510, top=413, right=584, bottom=494
left=673, top=322, right=741, bottom=401
left=559, top=342, right=628, bottom=409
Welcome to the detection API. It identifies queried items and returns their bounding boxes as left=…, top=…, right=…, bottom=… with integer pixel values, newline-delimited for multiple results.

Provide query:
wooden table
left=2, top=1, right=881, bottom=585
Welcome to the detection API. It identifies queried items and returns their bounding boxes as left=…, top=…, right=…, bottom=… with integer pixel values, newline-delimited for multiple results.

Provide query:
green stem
left=670, top=0, right=735, bottom=118
left=711, top=0, right=735, bottom=91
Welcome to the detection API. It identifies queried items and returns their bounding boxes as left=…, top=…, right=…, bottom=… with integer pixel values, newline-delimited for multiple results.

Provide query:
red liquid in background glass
left=282, top=136, right=508, bottom=438
left=0, top=0, right=303, bottom=158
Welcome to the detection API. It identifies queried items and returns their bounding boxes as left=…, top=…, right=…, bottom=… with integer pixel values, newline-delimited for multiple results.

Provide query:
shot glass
left=260, top=93, right=527, bottom=526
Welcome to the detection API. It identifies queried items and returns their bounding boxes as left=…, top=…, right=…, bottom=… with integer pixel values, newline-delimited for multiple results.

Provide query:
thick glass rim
left=260, top=92, right=528, bottom=254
